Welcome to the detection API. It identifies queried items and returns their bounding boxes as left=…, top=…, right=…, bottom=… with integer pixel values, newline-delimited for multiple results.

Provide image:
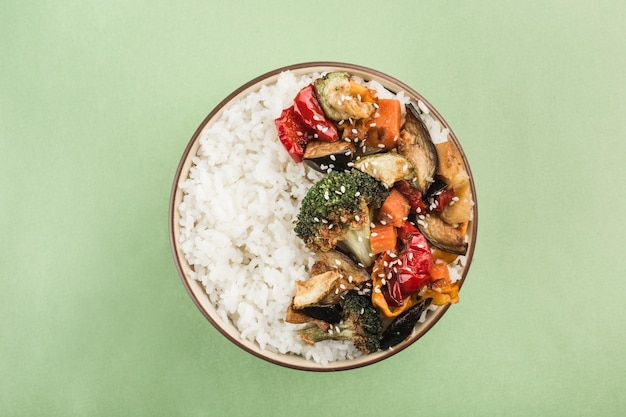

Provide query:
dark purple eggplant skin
left=425, top=179, right=448, bottom=201
left=380, top=298, right=432, bottom=350
left=303, top=140, right=355, bottom=173
left=397, top=103, right=438, bottom=193
left=299, top=304, right=343, bottom=324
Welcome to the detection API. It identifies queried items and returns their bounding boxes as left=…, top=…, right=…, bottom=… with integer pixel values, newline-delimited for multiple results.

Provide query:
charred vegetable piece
left=440, top=181, right=472, bottom=225
left=299, top=290, right=383, bottom=354
left=311, top=250, right=370, bottom=286
left=380, top=298, right=432, bottom=349
left=303, top=140, right=356, bottom=173
left=274, top=106, right=311, bottom=163
left=416, top=213, right=468, bottom=255
left=293, top=270, right=342, bottom=309
left=293, top=84, right=339, bottom=142
left=397, top=103, right=438, bottom=193
left=299, top=304, right=343, bottom=324
left=425, top=179, right=454, bottom=212
left=353, top=153, right=415, bottom=188
left=395, top=221, right=434, bottom=297
left=394, top=179, right=428, bottom=214
left=424, top=179, right=448, bottom=202
left=435, top=140, right=470, bottom=190
left=313, top=72, right=376, bottom=122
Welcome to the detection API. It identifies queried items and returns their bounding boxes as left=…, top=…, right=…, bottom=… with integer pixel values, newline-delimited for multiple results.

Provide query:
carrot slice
left=378, top=188, right=410, bottom=228
left=369, top=222, right=397, bottom=254
left=364, top=99, right=402, bottom=150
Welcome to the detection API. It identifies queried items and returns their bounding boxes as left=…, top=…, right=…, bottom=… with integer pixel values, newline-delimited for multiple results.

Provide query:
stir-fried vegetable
left=276, top=72, right=472, bottom=354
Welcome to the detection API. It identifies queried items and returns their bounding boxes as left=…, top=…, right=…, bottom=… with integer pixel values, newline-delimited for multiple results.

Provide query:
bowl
left=169, top=62, right=477, bottom=371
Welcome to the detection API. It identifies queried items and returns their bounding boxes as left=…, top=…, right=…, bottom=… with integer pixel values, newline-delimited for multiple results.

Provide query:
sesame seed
left=371, top=232, right=378, bottom=237
left=330, top=154, right=336, bottom=161
left=324, top=191, right=330, bottom=200
left=352, top=128, right=358, bottom=134
left=369, top=122, right=377, bottom=127
left=340, top=185, right=345, bottom=193
left=377, top=144, right=385, bottom=148
left=355, top=191, right=361, bottom=197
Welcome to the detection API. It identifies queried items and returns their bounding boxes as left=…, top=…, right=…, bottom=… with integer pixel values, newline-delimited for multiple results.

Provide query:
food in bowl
left=171, top=63, right=476, bottom=369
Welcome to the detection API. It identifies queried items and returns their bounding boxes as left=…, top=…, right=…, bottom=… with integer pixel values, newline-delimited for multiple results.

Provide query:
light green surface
left=2, top=1, right=625, bottom=415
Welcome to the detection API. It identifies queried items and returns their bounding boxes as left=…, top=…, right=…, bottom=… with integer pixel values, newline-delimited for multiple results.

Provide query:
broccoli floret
left=295, top=169, right=389, bottom=267
left=299, top=290, right=383, bottom=354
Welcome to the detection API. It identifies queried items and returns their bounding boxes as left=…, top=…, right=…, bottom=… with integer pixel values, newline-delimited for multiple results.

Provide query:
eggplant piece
left=416, top=213, right=468, bottom=255
left=303, top=140, right=356, bottom=173
left=380, top=298, right=432, bottom=349
left=299, top=304, right=343, bottom=324
left=397, top=103, right=438, bottom=193
left=424, top=179, right=448, bottom=201
left=353, top=153, right=415, bottom=188
left=312, top=250, right=370, bottom=286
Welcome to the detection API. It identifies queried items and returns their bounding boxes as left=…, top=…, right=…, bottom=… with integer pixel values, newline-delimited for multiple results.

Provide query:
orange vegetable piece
left=369, top=222, right=397, bottom=255
left=432, top=248, right=459, bottom=264
left=429, top=261, right=450, bottom=282
left=378, top=188, right=410, bottom=228
left=364, top=99, right=402, bottom=150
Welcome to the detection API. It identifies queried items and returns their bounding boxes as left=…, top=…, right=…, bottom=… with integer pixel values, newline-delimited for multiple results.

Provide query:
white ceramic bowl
left=169, top=62, right=478, bottom=371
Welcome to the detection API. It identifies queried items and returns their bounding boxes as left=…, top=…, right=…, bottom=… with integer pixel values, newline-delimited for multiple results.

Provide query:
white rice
left=177, top=70, right=460, bottom=364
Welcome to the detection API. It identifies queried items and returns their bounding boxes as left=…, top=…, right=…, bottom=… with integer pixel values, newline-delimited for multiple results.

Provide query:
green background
left=2, top=1, right=625, bottom=415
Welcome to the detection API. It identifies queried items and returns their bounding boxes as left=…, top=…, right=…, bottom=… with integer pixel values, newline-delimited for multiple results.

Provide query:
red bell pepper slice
left=274, top=106, right=310, bottom=162
left=293, top=84, right=338, bottom=142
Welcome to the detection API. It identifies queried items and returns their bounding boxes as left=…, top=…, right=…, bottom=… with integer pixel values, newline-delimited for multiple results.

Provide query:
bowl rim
left=168, top=61, right=478, bottom=372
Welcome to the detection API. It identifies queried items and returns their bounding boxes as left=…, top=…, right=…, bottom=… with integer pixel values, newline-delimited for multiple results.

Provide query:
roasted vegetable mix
left=275, top=72, right=473, bottom=355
